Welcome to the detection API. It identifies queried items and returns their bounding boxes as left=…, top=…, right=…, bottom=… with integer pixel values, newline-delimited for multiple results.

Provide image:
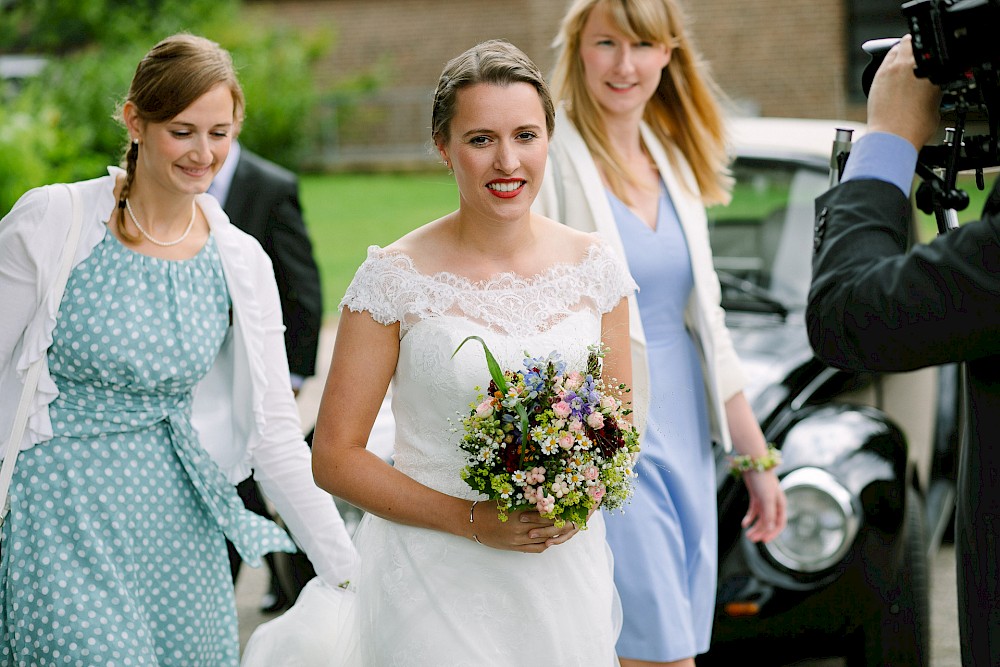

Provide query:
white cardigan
left=0, top=168, right=358, bottom=583
left=534, top=112, right=747, bottom=450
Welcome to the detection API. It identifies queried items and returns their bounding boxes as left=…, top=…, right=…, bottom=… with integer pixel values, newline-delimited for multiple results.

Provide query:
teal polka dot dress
left=0, top=229, right=295, bottom=666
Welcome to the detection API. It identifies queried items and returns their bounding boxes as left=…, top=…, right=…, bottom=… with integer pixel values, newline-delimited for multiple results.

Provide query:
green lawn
left=299, top=172, right=457, bottom=319
left=299, top=169, right=995, bottom=322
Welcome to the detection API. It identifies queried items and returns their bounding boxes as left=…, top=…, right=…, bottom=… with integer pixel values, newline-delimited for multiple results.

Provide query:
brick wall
left=685, top=0, right=864, bottom=121
left=245, top=0, right=567, bottom=94
left=246, top=0, right=866, bottom=167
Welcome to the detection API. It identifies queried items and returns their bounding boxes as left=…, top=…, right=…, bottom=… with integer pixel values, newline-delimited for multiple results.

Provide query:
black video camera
left=859, top=0, right=999, bottom=226
left=864, top=0, right=999, bottom=118
left=904, top=0, right=1000, bottom=113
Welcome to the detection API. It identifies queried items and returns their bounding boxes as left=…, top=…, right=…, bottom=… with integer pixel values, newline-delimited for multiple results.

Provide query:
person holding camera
left=807, top=34, right=1000, bottom=667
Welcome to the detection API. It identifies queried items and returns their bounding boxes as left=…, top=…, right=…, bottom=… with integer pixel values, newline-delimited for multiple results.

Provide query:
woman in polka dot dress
left=0, top=35, right=358, bottom=666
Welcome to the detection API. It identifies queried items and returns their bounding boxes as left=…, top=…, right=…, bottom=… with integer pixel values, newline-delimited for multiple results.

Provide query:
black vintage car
left=701, top=118, right=959, bottom=666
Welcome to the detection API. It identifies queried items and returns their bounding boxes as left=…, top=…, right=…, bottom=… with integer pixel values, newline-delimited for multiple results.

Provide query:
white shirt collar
left=208, top=140, right=242, bottom=207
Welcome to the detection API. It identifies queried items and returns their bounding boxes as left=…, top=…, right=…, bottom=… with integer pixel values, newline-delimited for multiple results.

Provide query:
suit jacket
left=807, top=177, right=1000, bottom=666
left=534, top=111, right=748, bottom=450
left=223, top=149, right=322, bottom=379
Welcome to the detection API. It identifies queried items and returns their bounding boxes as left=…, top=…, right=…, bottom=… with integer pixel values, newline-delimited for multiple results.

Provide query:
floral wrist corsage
left=729, top=445, right=782, bottom=477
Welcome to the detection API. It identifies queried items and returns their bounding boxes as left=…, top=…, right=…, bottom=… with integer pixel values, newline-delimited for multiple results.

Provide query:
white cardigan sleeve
left=241, top=246, right=360, bottom=585
left=0, top=188, right=50, bottom=378
left=0, top=186, right=69, bottom=458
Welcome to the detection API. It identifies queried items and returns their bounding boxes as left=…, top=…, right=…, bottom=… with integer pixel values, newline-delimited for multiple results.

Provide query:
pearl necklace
left=125, top=198, right=197, bottom=247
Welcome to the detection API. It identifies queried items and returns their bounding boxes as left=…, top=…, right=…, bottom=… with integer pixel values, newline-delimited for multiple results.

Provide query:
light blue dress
left=603, top=182, right=715, bottom=662
left=0, top=230, right=295, bottom=666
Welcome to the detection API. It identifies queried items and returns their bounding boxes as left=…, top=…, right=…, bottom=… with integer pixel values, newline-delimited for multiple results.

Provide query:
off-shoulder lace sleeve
left=339, top=246, right=409, bottom=326
left=584, top=241, right=638, bottom=314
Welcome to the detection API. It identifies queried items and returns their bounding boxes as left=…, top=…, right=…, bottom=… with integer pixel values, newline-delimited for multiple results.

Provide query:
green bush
left=0, top=0, right=238, bottom=53
left=0, top=105, right=53, bottom=209
left=213, top=22, right=333, bottom=170
left=0, top=78, right=108, bottom=213
left=0, top=1, right=334, bottom=215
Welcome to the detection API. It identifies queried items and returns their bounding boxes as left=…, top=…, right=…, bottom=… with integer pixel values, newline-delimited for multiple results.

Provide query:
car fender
left=777, top=402, right=909, bottom=532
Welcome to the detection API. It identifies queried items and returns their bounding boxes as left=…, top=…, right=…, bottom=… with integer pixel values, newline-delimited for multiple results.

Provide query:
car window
left=708, top=158, right=829, bottom=309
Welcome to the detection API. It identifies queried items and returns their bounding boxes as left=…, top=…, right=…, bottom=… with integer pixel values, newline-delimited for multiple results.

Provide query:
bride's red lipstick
left=486, top=178, right=526, bottom=199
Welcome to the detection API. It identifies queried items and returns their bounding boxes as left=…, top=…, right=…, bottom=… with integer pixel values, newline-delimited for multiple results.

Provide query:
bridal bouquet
left=453, top=336, right=640, bottom=529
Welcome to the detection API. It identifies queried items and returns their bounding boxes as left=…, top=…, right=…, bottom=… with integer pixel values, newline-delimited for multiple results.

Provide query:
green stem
left=453, top=335, right=531, bottom=467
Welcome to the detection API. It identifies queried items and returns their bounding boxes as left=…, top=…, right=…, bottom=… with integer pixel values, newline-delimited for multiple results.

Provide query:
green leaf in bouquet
left=562, top=504, right=592, bottom=531
left=587, top=350, right=601, bottom=380
left=453, top=335, right=506, bottom=392
left=452, top=336, right=531, bottom=464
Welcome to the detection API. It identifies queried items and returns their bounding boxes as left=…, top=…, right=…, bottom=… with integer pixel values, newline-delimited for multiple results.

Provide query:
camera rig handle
left=829, top=128, right=855, bottom=188
left=916, top=113, right=969, bottom=234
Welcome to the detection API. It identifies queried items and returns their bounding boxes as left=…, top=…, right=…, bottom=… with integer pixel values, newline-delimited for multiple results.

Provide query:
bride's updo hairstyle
left=113, top=34, right=245, bottom=240
left=431, top=39, right=555, bottom=146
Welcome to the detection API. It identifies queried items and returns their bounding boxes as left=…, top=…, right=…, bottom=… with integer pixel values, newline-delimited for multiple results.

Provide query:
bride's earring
left=437, top=144, right=451, bottom=173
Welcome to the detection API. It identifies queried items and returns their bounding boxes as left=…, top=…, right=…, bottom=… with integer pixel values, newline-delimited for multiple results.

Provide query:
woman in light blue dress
left=537, top=1, right=787, bottom=665
left=0, top=35, right=357, bottom=666
left=606, top=185, right=716, bottom=658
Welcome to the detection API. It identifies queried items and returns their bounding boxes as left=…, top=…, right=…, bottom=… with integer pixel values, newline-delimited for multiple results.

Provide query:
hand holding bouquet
left=453, top=336, right=640, bottom=530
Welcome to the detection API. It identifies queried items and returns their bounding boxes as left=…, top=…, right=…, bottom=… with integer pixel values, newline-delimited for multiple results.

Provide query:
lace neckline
left=343, top=238, right=634, bottom=336
left=367, top=243, right=606, bottom=291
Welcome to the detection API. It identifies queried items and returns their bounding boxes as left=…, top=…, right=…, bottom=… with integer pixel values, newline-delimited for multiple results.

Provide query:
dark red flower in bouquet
left=501, top=438, right=522, bottom=473
left=589, top=420, right=624, bottom=458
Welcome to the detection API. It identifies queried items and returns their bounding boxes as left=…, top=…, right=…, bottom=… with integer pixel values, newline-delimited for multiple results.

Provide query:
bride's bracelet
left=729, top=445, right=782, bottom=477
left=469, top=500, right=482, bottom=544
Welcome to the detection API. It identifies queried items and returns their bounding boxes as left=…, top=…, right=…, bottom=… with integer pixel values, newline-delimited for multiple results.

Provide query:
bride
left=311, top=40, right=637, bottom=665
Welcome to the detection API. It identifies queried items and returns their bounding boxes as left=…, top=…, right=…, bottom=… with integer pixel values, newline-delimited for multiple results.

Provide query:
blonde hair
left=552, top=0, right=732, bottom=206
left=114, top=34, right=245, bottom=239
left=431, top=39, right=555, bottom=144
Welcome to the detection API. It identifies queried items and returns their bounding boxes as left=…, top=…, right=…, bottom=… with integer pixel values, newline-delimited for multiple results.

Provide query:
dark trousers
left=227, top=476, right=280, bottom=583
left=228, top=428, right=318, bottom=604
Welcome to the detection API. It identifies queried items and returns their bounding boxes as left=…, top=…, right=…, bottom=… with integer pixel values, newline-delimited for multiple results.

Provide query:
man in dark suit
left=209, top=140, right=323, bottom=613
left=806, top=36, right=1000, bottom=666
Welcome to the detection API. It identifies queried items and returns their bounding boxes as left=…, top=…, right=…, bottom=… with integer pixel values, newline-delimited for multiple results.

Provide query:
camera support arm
left=826, top=123, right=967, bottom=236
left=915, top=96, right=1000, bottom=235
left=916, top=109, right=968, bottom=234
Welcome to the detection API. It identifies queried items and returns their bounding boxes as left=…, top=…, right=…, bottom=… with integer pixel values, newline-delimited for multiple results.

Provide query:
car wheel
left=848, top=488, right=930, bottom=667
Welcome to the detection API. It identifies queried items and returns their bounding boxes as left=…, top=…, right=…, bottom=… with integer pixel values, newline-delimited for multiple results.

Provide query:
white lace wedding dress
left=343, top=241, right=634, bottom=666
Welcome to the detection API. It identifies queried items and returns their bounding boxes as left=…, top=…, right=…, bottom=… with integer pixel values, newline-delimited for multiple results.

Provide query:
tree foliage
left=0, top=0, right=335, bottom=215
left=0, top=0, right=238, bottom=53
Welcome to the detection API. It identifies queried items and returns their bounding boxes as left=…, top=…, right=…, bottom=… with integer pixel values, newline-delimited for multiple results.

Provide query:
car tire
left=849, top=488, right=930, bottom=667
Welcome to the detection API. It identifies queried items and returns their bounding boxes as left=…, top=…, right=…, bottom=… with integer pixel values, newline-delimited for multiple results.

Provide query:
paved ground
left=931, top=544, right=962, bottom=667
left=235, top=326, right=963, bottom=665
left=236, top=543, right=960, bottom=664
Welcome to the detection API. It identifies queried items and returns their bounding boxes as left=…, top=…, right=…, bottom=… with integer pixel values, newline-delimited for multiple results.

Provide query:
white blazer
left=0, top=168, right=358, bottom=583
left=534, top=112, right=747, bottom=450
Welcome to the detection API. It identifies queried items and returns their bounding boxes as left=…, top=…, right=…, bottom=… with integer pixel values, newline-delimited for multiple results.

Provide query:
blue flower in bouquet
left=452, top=336, right=641, bottom=529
